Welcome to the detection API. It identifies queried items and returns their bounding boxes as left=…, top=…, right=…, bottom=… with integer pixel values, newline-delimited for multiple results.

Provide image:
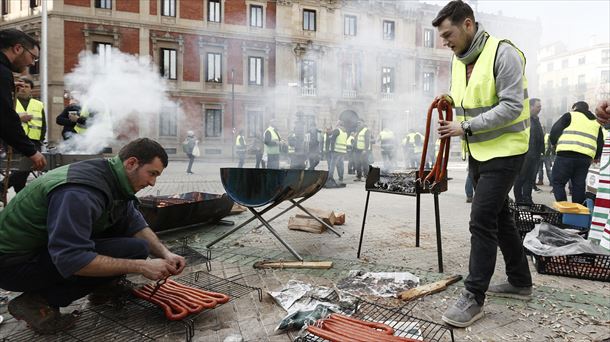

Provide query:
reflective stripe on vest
left=16, top=99, right=44, bottom=140
left=556, top=111, right=600, bottom=158
left=264, top=127, right=280, bottom=155
left=451, top=35, right=530, bottom=162
left=334, top=128, right=348, bottom=153
left=74, top=107, right=89, bottom=134
left=356, top=127, right=368, bottom=150
left=235, top=135, right=247, bottom=152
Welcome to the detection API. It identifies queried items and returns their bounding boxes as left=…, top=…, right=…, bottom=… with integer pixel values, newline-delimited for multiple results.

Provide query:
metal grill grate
left=169, top=239, right=212, bottom=271
left=295, top=296, right=454, bottom=342
left=2, top=272, right=262, bottom=342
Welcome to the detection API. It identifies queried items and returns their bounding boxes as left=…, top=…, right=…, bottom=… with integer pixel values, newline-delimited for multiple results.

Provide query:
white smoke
left=59, top=49, right=177, bottom=154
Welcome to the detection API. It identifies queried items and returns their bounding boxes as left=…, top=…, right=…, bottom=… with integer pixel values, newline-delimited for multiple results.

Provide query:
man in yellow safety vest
left=434, top=0, right=533, bottom=327
left=353, top=121, right=370, bottom=181
left=235, top=129, right=246, bottom=168
left=1, top=77, right=45, bottom=194
left=550, top=101, right=604, bottom=204
left=327, top=120, right=348, bottom=186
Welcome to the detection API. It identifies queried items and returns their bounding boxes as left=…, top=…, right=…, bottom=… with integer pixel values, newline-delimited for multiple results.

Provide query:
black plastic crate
left=532, top=253, right=610, bottom=282
left=509, top=203, right=562, bottom=239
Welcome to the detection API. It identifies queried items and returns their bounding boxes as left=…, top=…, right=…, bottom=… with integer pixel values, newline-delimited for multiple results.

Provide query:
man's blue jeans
left=466, top=154, right=532, bottom=304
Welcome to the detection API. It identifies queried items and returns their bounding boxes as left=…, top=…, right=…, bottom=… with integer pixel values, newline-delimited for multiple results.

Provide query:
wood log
left=334, top=212, right=345, bottom=225
left=295, top=207, right=336, bottom=226
left=253, top=260, right=333, bottom=269
left=288, top=216, right=326, bottom=233
left=397, top=275, right=463, bottom=301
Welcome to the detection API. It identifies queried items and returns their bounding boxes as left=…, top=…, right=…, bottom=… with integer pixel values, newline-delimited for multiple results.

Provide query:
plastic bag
left=523, top=222, right=610, bottom=256
left=192, top=143, right=200, bottom=157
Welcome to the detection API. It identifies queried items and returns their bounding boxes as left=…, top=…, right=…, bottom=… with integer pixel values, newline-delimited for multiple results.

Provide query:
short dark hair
left=118, top=138, right=168, bottom=168
left=572, top=101, right=589, bottom=113
left=20, top=77, right=34, bottom=89
left=529, top=98, right=540, bottom=107
left=432, top=0, right=475, bottom=27
left=0, top=28, right=40, bottom=51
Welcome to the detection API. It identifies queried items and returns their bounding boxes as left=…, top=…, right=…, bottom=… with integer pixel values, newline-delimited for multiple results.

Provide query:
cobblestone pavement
left=1, top=158, right=609, bottom=341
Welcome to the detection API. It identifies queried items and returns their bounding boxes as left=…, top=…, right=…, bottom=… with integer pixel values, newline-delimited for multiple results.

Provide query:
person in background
left=550, top=101, right=604, bottom=204
left=434, top=0, right=532, bottom=327
left=328, top=120, right=348, bottom=184
left=0, top=138, right=185, bottom=334
left=235, top=129, right=246, bottom=168
left=379, top=127, right=396, bottom=170
left=0, top=28, right=46, bottom=171
left=537, top=131, right=554, bottom=186
left=513, top=98, right=544, bottom=204
left=346, top=132, right=356, bottom=174
left=354, top=121, right=370, bottom=181
left=182, top=130, right=197, bottom=174
left=0, top=77, right=46, bottom=195
left=250, top=132, right=265, bottom=169
left=264, top=119, right=281, bottom=169
left=56, top=94, right=82, bottom=140
left=307, top=123, right=321, bottom=170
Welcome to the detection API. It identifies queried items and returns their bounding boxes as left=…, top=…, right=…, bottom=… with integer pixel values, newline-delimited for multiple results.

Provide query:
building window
left=381, top=67, right=394, bottom=93
left=246, top=111, right=263, bottom=138
left=424, top=28, right=434, bottom=48
left=303, top=9, right=316, bottom=31
left=250, top=5, right=263, bottom=28
left=160, top=48, right=177, bottom=80
left=562, top=59, right=568, bottom=68
left=2, top=0, right=9, bottom=14
left=561, top=77, right=568, bottom=88
left=94, top=42, right=112, bottom=66
left=205, top=109, right=222, bottom=137
left=248, top=57, right=263, bottom=85
left=601, top=70, right=610, bottom=83
left=161, top=0, right=176, bottom=17
left=206, top=53, right=222, bottom=83
left=547, top=62, right=553, bottom=72
left=578, top=56, right=586, bottom=65
left=383, top=20, right=395, bottom=40
left=29, top=0, right=39, bottom=8
left=208, top=0, right=221, bottom=22
left=423, top=72, right=435, bottom=95
left=301, top=60, right=316, bottom=90
left=602, top=49, right=610, bottom=64
left=159, top=104, right=177, bottom=137
left=342, top=62, right=361, bottom=90
left=344, top=15, right=357, bottom=36
left=94, top=0, right=111, bottom=9
left=578, top=74, right=586, bottom=90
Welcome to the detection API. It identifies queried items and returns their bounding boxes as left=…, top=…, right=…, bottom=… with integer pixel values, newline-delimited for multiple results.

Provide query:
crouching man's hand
left=140, top=258, right=178, bottom=280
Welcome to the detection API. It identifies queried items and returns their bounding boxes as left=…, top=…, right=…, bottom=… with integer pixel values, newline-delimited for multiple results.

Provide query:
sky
left=421, top=0, right=610, bottom=49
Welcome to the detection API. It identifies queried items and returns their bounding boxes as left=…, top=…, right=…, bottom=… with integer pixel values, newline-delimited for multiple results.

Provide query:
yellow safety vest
left=556, top=111, right=600, bottom=158
left=544, top=133, right=550, bottom=151
left=451, top=35, right=530, bottom=162
left=413, top=132, right=424, bottom=154
left=346, top=136, right=354, bottom=151
left=264, top=127, right=280, bottom=155
left=235, top=135, right=246, bottom=152
left=16, top=98, right=44, bottom=140
left=74, top=106, right=90, bottom=134
left=333, top=128, right=348, bottom=153
left=356, top=127, right=368, bottom=150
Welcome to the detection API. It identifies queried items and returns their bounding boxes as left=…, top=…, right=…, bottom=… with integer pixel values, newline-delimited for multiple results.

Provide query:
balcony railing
left=301, top=87, right=317, bottom=96
left=342, top=89, right=357, bottom=98
left=381, top=92, right=394, bottom=100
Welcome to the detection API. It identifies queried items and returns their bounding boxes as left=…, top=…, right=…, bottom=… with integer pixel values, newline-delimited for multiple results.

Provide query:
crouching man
left=0, top=138, right=186, bottom=334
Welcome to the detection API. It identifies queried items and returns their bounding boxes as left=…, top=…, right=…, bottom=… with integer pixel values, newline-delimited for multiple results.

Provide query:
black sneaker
left=8, top=293, right=78, bottom=334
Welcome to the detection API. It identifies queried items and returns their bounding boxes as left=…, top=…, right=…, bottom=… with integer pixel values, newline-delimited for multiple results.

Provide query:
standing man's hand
left=19, top=113, right=33, bottom=122
left=434, top=94, right=454, bottom=105
left=595, top=100, right=610, bottom=125
left=438, top=120, right=463, bottom=139
left=68, top=113, right=79, bottom=122
left=29, top=151, right=46, bottom=171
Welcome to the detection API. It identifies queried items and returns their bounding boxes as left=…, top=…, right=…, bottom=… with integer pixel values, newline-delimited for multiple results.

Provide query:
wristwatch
left=461, top=121, right=473, bottom=136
